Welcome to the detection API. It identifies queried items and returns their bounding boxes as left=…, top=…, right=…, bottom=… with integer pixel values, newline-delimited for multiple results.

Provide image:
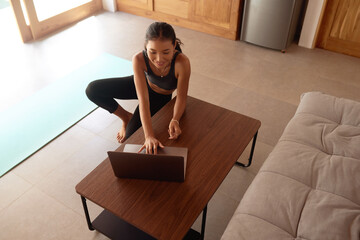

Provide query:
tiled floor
left=1, top=9, right=360, bottom=240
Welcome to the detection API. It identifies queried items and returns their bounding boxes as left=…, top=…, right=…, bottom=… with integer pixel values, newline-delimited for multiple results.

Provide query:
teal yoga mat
left=0, top=53, right=133, bottom=177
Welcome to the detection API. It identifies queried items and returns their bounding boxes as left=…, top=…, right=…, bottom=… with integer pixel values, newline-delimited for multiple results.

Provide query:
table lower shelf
left=92, top=209, right=201, bottom=240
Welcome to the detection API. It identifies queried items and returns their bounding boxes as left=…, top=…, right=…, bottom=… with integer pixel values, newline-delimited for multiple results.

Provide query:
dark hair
left=145, top=22, right=183, bottom=53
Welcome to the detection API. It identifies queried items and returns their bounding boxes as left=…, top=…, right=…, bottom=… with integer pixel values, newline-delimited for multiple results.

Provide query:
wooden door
left=316, top=0, right=360, bottom=58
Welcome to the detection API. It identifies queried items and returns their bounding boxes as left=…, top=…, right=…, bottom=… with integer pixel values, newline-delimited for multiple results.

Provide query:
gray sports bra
left=143, top=50, right=180, bottom=90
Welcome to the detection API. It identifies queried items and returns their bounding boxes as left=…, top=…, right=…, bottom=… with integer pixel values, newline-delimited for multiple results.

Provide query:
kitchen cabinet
left=116, top=0, right=243, bottom=40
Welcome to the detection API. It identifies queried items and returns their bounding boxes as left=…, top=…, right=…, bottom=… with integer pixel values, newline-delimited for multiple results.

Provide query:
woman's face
left=146, top=39, right=175, bottom=69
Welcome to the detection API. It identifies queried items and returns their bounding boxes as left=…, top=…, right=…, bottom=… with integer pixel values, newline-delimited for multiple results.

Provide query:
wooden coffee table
left=76, top=96, right=260, bottom=240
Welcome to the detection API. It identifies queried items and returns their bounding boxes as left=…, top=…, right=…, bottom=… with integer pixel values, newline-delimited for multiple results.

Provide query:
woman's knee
left=85, top=80, right=101, bottom=101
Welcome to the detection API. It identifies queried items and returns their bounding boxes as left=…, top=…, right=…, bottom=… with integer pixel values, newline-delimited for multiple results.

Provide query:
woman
left=86, top=22, right=191, bottom=154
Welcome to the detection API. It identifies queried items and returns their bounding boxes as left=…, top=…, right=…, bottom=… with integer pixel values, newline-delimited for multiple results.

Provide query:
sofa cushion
left=221, top=92, right=360, bottom=240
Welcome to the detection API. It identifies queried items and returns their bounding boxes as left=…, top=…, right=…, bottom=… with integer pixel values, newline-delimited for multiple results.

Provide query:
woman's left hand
left=168, top=119, right=182, bottom=140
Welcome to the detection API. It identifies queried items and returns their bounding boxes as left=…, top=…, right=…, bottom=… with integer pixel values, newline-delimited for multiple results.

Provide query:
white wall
left=299, top=0, right=326, bottom=49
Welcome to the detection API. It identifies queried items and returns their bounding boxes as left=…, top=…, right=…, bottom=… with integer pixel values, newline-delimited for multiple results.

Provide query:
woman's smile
left=155, top=61, right=165, bottom=67
left=154, top=61, right=169, bottom=69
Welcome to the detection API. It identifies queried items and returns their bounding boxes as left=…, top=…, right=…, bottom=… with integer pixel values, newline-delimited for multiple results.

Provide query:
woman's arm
left=169, top=54, right=191, bottom=139
left=132, top=52, right=164, bottom=153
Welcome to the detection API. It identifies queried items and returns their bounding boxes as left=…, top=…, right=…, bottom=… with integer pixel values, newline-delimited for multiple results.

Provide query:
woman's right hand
left=138, top=136, right=164, bottom=154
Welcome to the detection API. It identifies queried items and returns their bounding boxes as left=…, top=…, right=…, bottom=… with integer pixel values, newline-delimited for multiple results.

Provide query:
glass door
left=33, top=0, right=92, bottom=21
left=10, top=0, right=102, bottom=42
left=0, top=0, right=10, bottom=9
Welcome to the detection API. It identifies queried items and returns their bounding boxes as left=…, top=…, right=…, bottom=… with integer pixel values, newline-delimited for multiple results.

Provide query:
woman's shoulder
left=132, top=51, right=147, bottom=71
left=175, top=52, right=190, bottom=69
left=176, top=51, right=189, bottom=62
left=174, top=52, right=190, bottom=78
left=175, top=52, right=190, bottom=68
left=132, top=51, right=146, bottom=62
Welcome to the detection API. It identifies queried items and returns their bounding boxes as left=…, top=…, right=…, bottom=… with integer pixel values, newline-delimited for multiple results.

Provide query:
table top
left=76, top=96, right=261, bottom=240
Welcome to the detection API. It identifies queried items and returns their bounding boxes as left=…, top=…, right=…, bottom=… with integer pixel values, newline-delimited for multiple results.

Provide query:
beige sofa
left=222, top=92, right=360, bottom=240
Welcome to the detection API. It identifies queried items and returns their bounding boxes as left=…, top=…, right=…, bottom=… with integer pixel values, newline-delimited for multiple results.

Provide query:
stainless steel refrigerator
left=240, top=0, right=303, bottom=52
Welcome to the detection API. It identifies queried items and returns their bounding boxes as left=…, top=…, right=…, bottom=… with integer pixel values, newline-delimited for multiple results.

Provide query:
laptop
left=107, top=144, right=188, bottom=182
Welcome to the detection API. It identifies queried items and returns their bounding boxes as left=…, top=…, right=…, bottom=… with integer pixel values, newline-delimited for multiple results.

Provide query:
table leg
left=200, top=204, right=207, bottom=240
left=236, top=131, right=258, bottom=168
left=81, top=195, right=207, bottom=239
left=81, top=196, right=95, bottom=231
left=183, top=204, right=207, bottom=240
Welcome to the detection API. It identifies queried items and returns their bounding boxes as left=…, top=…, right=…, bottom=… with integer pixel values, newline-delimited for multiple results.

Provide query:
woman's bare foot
left=116, top=112, right=133, bottom=143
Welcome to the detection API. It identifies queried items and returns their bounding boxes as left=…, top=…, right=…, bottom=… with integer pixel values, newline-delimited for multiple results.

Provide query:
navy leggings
left=86, top=76, right=172, bottom=139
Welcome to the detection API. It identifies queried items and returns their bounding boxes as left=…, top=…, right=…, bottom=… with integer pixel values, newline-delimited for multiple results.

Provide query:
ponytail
left=175, top=38, right=183, bottom=53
